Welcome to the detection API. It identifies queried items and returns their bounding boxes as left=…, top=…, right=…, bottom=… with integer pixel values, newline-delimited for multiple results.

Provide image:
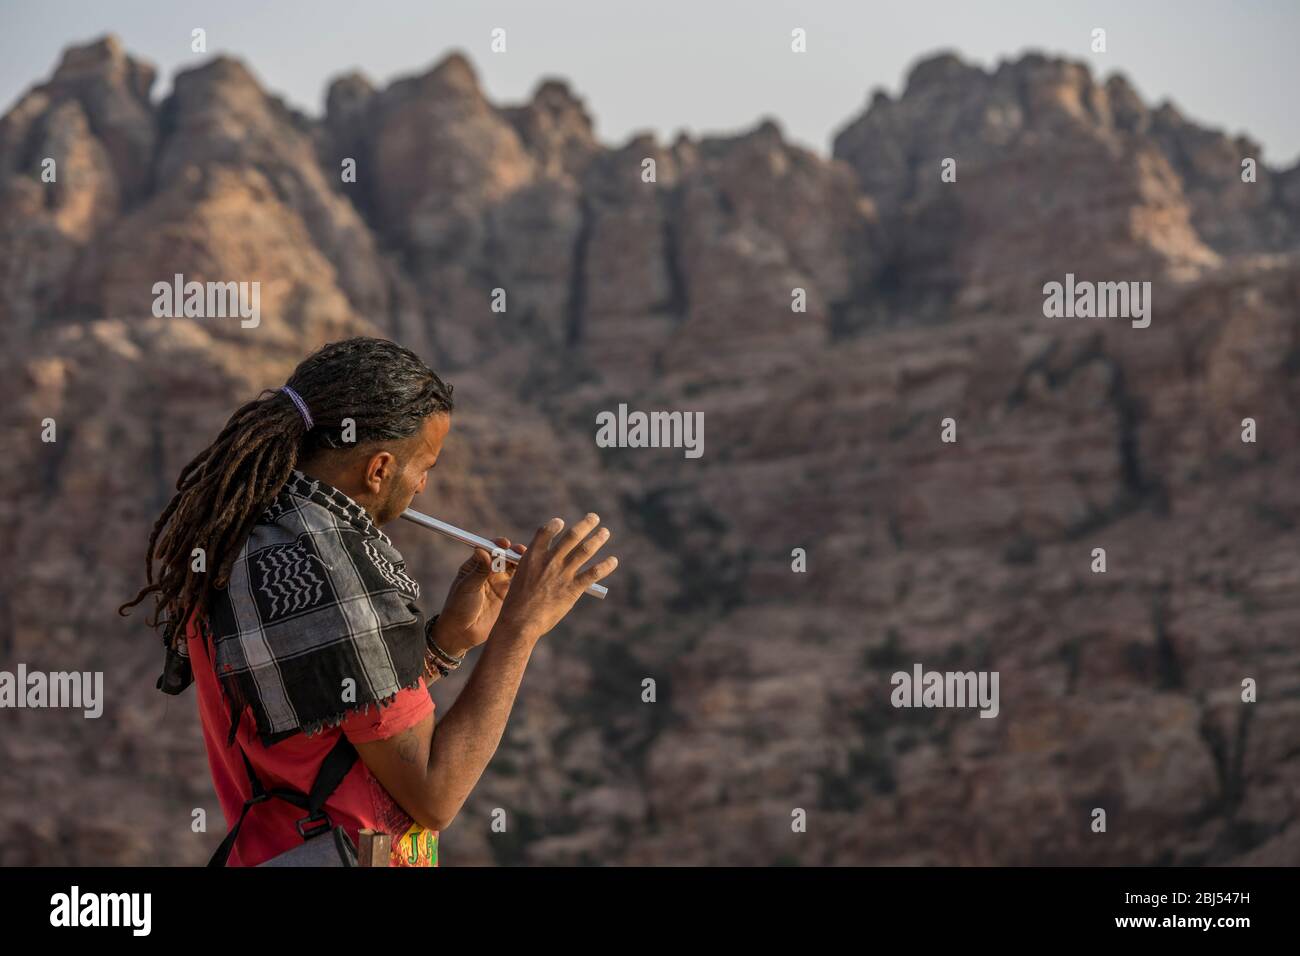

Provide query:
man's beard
left=374, top=475, right=412, bottom=525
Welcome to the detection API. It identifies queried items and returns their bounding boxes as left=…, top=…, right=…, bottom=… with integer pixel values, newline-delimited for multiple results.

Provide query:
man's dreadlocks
left=118, top=336, right=454, bottom=651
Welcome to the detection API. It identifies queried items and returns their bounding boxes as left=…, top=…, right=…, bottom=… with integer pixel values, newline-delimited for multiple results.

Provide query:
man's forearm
left=423, top=618, right=536, bottom=829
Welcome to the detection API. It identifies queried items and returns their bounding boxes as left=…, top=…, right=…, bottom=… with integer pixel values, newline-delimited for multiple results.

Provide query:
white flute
left=400, top=508, right=609, bottom=599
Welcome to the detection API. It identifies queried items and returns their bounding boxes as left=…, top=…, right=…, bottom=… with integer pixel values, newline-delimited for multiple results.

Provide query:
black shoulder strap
left=156, top=643, right=194, bottom=695
left=207, top=733, right=358, bottom=867
left=305, top=734, right=361, bottom=818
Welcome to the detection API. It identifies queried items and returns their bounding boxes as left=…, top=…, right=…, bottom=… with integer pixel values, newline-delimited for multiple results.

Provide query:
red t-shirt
left=187, top=614, right=439, bottom=867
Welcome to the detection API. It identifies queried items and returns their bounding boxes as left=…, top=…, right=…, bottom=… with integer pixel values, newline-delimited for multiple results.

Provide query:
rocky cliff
left=1, top=37, right=1297, bottom=865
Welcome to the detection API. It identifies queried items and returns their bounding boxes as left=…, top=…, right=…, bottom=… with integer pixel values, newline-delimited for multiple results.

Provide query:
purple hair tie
left=279, top=385, right=314, bottom=430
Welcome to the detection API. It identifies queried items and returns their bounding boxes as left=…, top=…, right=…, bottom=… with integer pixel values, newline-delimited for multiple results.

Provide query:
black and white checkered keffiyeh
left=200, top=469, right=433, bottom=745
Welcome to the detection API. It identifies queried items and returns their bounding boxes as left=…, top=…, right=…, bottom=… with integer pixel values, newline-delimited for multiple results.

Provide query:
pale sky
left=2, top=0, right=1298, bottom=166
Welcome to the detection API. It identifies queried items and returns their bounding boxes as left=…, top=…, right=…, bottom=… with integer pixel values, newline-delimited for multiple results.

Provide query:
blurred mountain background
left=0, top=33, right=1298, bottom=864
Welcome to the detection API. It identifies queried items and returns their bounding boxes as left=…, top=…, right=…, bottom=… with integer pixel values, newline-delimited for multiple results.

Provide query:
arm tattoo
left=395, top=727, right=424, bottom=767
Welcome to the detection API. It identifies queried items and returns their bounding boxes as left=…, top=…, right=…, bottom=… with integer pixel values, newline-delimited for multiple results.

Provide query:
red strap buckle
left=296, top=811, right=332, bottom=840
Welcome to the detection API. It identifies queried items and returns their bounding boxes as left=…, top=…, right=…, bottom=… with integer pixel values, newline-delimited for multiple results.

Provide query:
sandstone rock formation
left=1, top=38, right=1296, bottom=865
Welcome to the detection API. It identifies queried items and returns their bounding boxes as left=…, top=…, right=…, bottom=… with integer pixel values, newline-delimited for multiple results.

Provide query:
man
left=119, top=337, right=618, bottom=866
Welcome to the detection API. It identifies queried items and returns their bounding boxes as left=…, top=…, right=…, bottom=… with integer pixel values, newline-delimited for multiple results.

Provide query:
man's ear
left=361, top=449, right=399, bottom=494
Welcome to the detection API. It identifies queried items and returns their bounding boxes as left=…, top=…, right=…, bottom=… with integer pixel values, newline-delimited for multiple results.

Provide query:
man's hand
left=430, top=537, right=527, bottom=657
left=355, top=515, right=617, bottom=835
left=496, top=514, right=618, bottom=644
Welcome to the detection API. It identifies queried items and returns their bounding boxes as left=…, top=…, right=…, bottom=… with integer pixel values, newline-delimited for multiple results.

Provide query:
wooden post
left=357, top=829, right=391, bottom=867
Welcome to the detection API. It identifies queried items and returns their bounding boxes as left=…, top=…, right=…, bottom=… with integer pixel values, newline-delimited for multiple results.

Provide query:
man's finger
left=488, top=537, right=515, bottom=575
left=552, top=513, right=600, bottom=560
left=566, top=525, right=611, bottom=567
left=575, top=555, right=619, bottom=590
left=529, top=517, right=563, bottom=555
left=504, top=543, right=528, bottom=574
left=467, top=546, right=493, bottom=574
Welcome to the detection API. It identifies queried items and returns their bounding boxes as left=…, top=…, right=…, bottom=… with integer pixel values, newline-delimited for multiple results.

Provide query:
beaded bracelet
left=423, top=615, right=466, bottom=679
